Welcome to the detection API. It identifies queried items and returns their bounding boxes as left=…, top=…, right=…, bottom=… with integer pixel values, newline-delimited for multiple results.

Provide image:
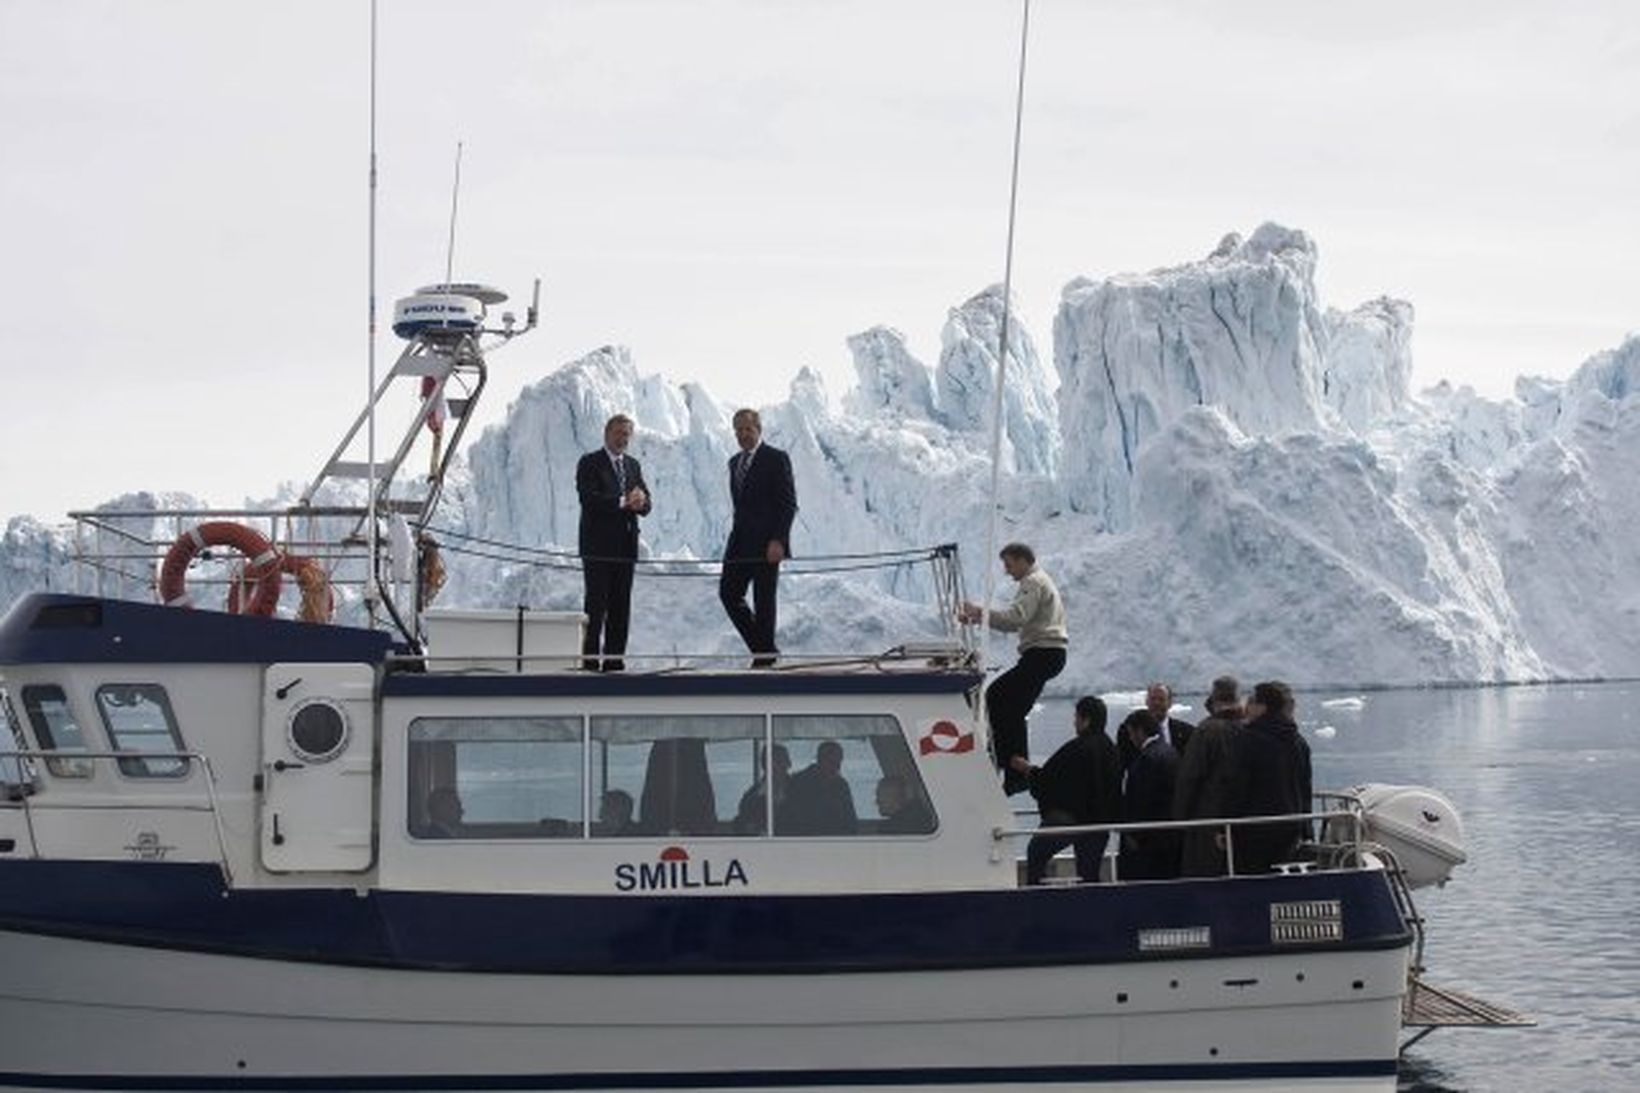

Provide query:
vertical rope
left=978, top=0, right=1032, bottom=664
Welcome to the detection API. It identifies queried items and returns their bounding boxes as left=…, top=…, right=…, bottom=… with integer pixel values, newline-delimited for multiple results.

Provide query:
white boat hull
left=0, top=929, right=1406, bottom=1090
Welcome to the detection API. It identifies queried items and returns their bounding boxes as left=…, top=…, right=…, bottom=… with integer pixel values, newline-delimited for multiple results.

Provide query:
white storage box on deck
left=422, top=608, right=585, bottom=673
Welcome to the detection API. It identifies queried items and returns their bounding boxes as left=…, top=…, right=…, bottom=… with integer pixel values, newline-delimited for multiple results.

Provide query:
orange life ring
left=228, top=552, right=335, bottom=624
left=158, top=521, right=283, bottom=615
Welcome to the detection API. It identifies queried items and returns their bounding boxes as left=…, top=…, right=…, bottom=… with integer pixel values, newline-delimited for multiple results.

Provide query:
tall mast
left=979, top=0, right=1032, bottom=657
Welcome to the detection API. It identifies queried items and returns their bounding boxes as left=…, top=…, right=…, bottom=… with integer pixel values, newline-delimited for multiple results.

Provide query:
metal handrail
left=0, top=749, right=235, bottom=887
left=992, top=803, right=1366, bottom=883
left=392, top=645, right=978, bottom=674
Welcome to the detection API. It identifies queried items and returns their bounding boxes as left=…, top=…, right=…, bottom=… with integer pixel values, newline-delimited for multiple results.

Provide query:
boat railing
left=390, top=643, right=980, bottom=675
left=993, top=799, right=1368, bottom=883
left=0, top=748, right=235, bottom=887
left=67, top=506, right=387, bottom=607
left=66, top=508, right=975, bottom=660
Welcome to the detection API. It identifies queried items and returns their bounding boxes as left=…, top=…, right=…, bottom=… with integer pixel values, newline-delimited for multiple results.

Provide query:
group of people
left=577, top=409, right=797, bottom=671
left=1014, top=678, right=1313, bottom=884
left=578, top=426, right=1309, bottom=873
left=957, top=542, right=1313, bottom=883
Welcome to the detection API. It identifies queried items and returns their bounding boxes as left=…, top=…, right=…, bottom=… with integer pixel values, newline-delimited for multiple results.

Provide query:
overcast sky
left=2, top=0, right=1636, bottom=520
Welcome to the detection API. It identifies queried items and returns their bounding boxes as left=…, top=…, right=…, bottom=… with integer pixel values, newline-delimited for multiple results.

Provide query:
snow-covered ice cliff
left=5, top=224, right=1637, bottom=689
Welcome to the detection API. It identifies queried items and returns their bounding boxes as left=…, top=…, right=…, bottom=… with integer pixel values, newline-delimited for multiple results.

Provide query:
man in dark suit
left=1120, top=681, right=1196, bottom=769
left=576, top=414, right=651, bottom=671
left=1118, top=709, right=1181, bottom=880
left=720, top=408, right=797, bottom=667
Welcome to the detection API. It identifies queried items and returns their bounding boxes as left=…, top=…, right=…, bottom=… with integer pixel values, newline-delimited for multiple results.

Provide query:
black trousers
left=1025, top=809, right=1108, bottom=885
left=582, top=557, right=635, bottom=671
left=987, top=646, right=1066, bottom=789
left=719, top=558, right=780, bottom=661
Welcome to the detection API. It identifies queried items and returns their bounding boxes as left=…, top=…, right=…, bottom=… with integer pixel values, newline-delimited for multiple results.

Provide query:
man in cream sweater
left=959, top=542, right=1068, bottom=794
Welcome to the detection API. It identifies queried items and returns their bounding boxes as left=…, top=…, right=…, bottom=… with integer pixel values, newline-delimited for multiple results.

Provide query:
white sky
left=2, top=0, right=1636, bottom=520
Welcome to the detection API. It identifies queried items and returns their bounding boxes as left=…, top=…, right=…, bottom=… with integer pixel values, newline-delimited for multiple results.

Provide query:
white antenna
left=979, top=0, right=1032, bottom=657
left=443, top=141, right=464, bottom=291
left=365, top=0, right=381, bottom=622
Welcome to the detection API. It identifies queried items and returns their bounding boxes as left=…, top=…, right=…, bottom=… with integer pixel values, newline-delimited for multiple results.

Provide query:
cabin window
left=407, top=717, right=583, bottom=839
left=771, top=715, right=936, bottom=837
left=20, top=684, right=94, bottom=779
left=288, top=700, right=349, bottom=763
left=590, top=715, right=763, bottom=837
left=95, top=685, right=189, bottom=778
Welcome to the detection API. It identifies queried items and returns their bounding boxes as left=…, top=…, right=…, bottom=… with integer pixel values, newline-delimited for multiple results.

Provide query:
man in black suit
left=1118, top=709, right=1182, bottom=880
left=1120, top=681, right=1196, bottom=769
left=720, top=408, right=797, bottom=667
left=576, top=414, right=651, bottom=671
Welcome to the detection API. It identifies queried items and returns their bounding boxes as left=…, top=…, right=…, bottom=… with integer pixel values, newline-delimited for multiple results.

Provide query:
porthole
left=287, top=700, right=349, bottom=763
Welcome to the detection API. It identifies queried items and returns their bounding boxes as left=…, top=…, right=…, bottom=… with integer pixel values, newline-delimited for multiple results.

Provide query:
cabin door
left=259, top=662, right=377, bottom=872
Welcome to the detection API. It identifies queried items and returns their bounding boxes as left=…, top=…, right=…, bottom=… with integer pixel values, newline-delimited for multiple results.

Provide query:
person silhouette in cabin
left=874, top=773, right=935, bottom=835
left=735, top=743, right=792, bottom=835
left=778, top=741, right=856, bottom=835
left=423, top=787, right=466, bottom=839
left=593, top=788, right=637, bottom=837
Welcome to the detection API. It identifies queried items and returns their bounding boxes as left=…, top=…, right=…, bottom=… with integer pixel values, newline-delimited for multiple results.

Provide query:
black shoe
left=750, top=655, right=777, bottom=669
left=602, top=659, right=625, bottom=673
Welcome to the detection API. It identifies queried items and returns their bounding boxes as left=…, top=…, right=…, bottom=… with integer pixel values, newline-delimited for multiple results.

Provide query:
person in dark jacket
left=1011, top=695, right=1123, bottom=884
left=720, top=408, right=798, bottom=667
left=1230, top=680, right=1313, bottom=875
left=1173, top=675, right=1247, bottom=877
left=1118, top=709, right=1181, bottom=880
left=575, top=414, right=652, bottom=671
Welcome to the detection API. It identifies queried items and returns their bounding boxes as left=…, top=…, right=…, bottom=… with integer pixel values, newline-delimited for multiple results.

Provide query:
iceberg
left=5, top=224, right=1638, bottom=689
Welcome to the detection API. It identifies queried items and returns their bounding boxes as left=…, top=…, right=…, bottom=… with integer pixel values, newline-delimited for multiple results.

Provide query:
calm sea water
left=1034, top=682, right=1640, bottom=1093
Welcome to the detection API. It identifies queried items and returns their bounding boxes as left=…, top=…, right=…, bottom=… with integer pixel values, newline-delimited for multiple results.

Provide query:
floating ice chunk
left=1313, top=725, right=1338, bottom=739
left=1321, top=696, right=1366, bottom=710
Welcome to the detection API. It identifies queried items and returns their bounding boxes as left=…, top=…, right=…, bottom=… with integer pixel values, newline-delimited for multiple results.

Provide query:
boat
left=0, top=273, right=1530, bottom=1091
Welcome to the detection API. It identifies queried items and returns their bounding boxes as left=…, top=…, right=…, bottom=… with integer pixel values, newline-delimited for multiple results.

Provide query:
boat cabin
left=0, top=593, right=1010, bottom=896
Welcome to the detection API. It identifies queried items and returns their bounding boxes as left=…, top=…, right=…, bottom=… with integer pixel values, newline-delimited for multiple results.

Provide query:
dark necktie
left=734, top=450, right=751, bottom=495
left=614, top=454, right=627, bottom=496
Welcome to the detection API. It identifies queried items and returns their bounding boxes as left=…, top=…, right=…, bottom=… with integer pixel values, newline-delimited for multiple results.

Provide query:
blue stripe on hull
left=0, top=861, right=1409, bottom=974
left=0, top=1058, right=1400, bottom=1090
